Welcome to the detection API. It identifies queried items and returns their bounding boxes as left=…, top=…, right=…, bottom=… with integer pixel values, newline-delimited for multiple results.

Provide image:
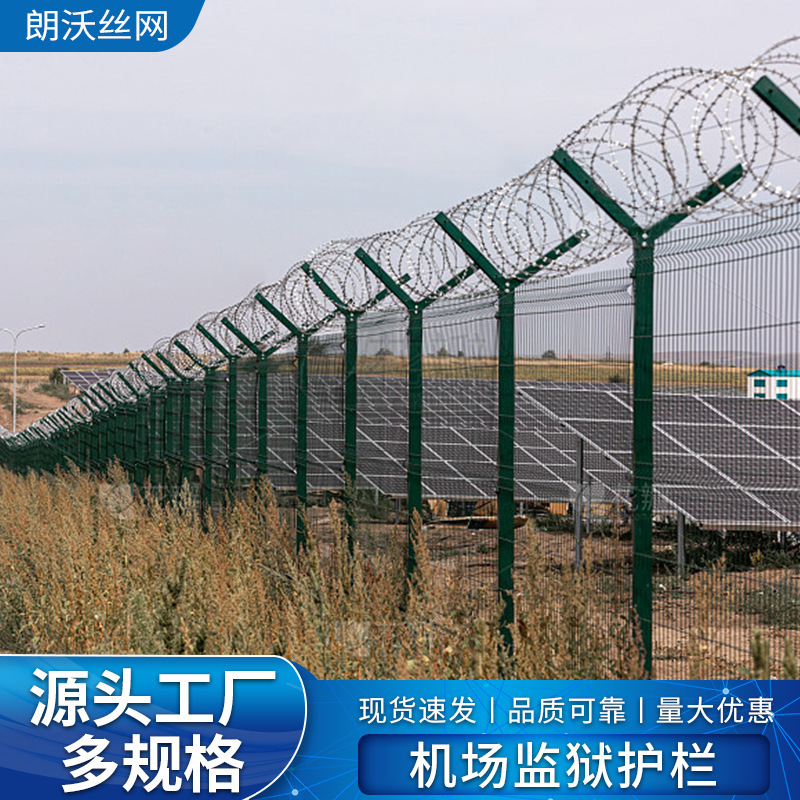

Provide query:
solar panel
left=60, top=369, right=112, bottom=391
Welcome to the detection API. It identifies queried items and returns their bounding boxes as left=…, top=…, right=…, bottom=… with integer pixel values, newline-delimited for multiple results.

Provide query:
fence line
left=4, top=39, right=800, bottom=675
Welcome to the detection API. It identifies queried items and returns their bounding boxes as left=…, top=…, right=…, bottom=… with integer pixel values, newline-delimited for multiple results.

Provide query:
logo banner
left=0, top=1, right=206, bottom=51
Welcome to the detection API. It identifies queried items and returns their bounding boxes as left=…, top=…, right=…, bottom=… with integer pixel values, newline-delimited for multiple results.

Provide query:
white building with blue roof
left=747, top=367, right=800, bottom=399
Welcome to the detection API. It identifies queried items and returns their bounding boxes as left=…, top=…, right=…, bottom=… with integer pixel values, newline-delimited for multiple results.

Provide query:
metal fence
left=4, top=38, right=800, bottom=677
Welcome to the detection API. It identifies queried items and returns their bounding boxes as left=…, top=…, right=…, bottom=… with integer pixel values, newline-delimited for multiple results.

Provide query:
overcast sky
left=0, top=0, right=796, bottom=353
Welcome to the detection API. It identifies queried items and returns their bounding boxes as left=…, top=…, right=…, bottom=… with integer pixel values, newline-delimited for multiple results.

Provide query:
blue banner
left=0, top=657, right=796, bottom=798
left=0, top=656, right=305, bottom=797
left=0, top=1, right=206, bottom=51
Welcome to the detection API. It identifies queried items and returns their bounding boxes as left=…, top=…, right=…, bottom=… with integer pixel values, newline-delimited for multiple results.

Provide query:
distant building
left=747, top=367, right=800, bottom=399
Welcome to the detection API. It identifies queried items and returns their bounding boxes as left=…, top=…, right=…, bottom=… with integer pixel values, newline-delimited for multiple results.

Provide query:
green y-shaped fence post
left=106, top=385, right=128, bottom=468
left=73, top=408, right=91, bottom=471
left=152, top=359, right=178, bottom=485
left=91, top=382, right=118, bottom=466
left=300, top=262, right=411, bottom=551
left=79, top=389, right=101, bottom=471
left=435, top=212, right=588, bottom=653
left=180, top=376, right=193, bottom=490
left=70, top=409, right=88, bottom=469
left=82, top=386, right=109, bottom=471
left=355, top=247, right=481, bottom=580
left=142, top=354, right=172, bottom=495
left=116, top=372, right=142, bottom=477
left=134, top=360, right=166, bottom=490
left=553, top=147, right=743, bottom=674
left=24, top=429, right=44, bottom=472
left=82, top=386, right=105, bottom=469
left=87, top=389, right=108, bottom=471
left=51, top=409, right=71, bottom=467
left=62, top=408, right=84, bottom=468
left=196, top=324, right=237, bottom=505
left=354, top=248, right=425, bottom=577
left=174, top=340, right=212, bottom=506
left=254, top=293, right=308, bottom=550
left=91, top=384, right=114, bottom=465
left=108, top=385, right=129, bottom=466
left=221, top=316, right=268, bottom=491
left=53, top=416, right=72, bottom=470
left=129, top=363, right=158, bottom=490
left=157, top=351, right=194, bottom=493
left=96, top=382, right=128, bottom=466
left=38, top=417, right=61, bottom=471
left=301, top=263, right=359, bottom=547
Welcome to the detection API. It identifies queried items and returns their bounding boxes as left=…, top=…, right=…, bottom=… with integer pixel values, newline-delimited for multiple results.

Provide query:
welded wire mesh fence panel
left=188, top=381, right=204, bottom=467
left=148, top=393, right=165, bottom=462
left=237, top=360, right=258, bottom=486
left=355, top=306, right=408, bottom=554
left=651, top=205, right=800, bottom=679
left=308, top=329, right=345, bottom=493
left=420, top=293, right=499, bottom=612
left=266, top=346, right=297, bottom=506
left=514, top=267, right=635, bottom=664
left=208, top=374, right=228, bottom=507
left=306, top=328, right=346, bottom=536
left=135, top=395, right=150, bottom=476
left=148, top=391, right=166, bottom=497
left=165, top=383, right=182, bottom=485
left=176, top=378, right=202, bottom=505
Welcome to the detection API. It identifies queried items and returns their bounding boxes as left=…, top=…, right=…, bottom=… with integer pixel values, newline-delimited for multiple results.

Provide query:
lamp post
left=1, top=324, right=45, bottom=433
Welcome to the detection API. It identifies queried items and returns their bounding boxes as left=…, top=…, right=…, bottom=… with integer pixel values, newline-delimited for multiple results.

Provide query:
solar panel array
left=60, top=369, right=112, bottom=392
left=518, top=383, right=800, bottom=529
left=233, top=375, right=800, bottom=529
left=179, top=373, right=800, bottom=528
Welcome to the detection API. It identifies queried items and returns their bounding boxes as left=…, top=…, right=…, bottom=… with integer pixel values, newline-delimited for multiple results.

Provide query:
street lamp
left=1, top=324, right=45, bottom=433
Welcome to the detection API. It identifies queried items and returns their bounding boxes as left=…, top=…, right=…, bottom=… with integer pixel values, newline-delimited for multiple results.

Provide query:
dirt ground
left=0, top=377, right=72, bottom=432
left=0, top=351, right=136, bottom=432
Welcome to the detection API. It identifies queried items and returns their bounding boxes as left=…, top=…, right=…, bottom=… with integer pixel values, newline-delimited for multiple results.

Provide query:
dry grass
left=0, top=351, right=139, bottom=381
left=0, top=466, right=644, bottom=679
left=513, top=528, right=645, bottom=680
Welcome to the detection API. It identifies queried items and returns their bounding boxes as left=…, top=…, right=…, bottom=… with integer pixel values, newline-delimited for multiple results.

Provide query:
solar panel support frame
left=575, top=436, right=584, bottom=571
left=216, top=317, right=271, bottom=491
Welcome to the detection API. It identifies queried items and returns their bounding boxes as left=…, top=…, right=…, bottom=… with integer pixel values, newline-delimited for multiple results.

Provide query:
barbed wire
left=10, top=36, right=800, bottom=441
